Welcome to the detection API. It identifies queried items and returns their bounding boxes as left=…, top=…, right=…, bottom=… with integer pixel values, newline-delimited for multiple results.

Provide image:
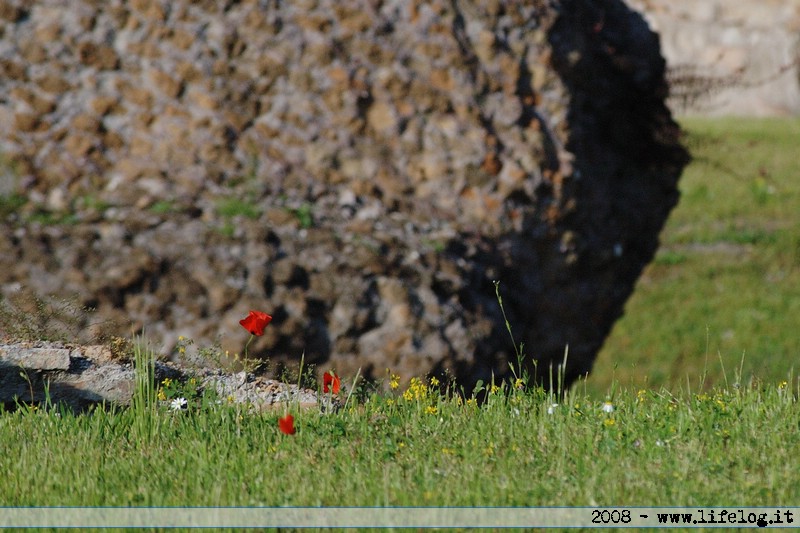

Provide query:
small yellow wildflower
left=407, top=377, right=428, bottom=400
left=636, top=389, right=647, bottom=403
left=778, top=381, right=788, bottom=390
left=466, top=398, right=477, bottom=407
left=390, top=373, right=400, bottom=390
left=442, top=447, right=455, bottom=455
left=157, top=389, right=167, bottom=401
left=490, top=384, right=500, bottom=394
left=429, top=376, right=440, bottom=387
left=425, top=406, right=438, bottom=415
left=514, top=378, right=524, bottom=390
left=161, top=378, right=173, bottom=388
left=175, top=336, right=192, bottom=356
left=604, top=418, right=616, bottom=427
left=402, top=389, right=413, bottom=401
left=483, top=442, right=495, bottom=456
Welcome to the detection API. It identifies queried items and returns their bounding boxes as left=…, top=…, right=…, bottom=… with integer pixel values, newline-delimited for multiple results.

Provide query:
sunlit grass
left=591, top=117, right=800, bottom=394
left=0, top=374, right=797, bottom=507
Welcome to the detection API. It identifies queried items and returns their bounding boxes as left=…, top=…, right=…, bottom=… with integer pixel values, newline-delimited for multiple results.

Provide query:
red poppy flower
left=323, top=370, right=341, bottom=394
left=278, top=413, right=296, bottom=435
left=239, top=310, right=272, bottom=336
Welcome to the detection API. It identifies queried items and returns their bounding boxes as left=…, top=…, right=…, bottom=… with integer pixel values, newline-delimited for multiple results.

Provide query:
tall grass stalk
left=130, top=336, right=158, bottom=442
left=493, top=281, right=528, bottom=385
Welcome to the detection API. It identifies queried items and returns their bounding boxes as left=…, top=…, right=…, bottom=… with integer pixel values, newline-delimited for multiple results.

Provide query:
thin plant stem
left=243, top=334, right=254, bottom=365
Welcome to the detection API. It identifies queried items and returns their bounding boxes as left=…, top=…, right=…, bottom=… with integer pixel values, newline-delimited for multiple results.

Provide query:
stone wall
left=629, top=0, right=800, bottom=116
left=0, top=0, right=688, bottom=390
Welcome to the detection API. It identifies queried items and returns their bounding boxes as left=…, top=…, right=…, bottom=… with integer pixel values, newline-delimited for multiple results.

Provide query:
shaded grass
left=590, top=117, right=800, bottom=394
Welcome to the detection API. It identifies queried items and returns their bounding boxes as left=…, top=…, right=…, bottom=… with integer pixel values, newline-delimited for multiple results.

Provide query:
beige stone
left=122, top=85, right=154, bottom=108
left=171, top=28, right=195, bottom=50
left=10, top=87, right=55, bottom=115
left=72, top=113, right=101, bottom=132
left=14, top=112, right=40, bottom=133
left=1, top=58, right=27, bottom=81
left=89, top=94, right=119, bottom=116
left=0, top=345, right=71, bottom=370
left=77, top=42, right=118, bottom=69
left=149, top=69, right=182, bottom=98
left=0, top=3, right=25, bottom=22
left=367, top=100, right=397, bottom=133
left=64, top=132, right=96, bottom=158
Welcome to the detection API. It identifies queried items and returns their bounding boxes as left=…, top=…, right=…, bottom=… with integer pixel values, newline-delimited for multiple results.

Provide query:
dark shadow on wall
left=446, top=0, right=691, bottom=392
left=0, top=358, right=99, bottom=414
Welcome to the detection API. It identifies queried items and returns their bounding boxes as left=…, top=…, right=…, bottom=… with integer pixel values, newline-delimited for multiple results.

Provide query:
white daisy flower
left=170, top=397, right=188, bottom=411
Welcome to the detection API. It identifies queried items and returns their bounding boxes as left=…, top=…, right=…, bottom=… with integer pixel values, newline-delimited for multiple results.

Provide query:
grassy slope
left=587, top=117, right=800, bottom=395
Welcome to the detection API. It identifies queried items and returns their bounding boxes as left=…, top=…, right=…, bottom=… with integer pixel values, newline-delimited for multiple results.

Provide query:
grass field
left=1, top=366, right=798, bottom=508
left=589, top=117, right=800, bottom=395
left=1, top=118, right=799, bottom=519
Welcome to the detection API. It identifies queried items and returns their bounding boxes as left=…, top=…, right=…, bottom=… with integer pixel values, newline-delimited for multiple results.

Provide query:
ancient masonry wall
left=629, top=0, right=800, bottom=116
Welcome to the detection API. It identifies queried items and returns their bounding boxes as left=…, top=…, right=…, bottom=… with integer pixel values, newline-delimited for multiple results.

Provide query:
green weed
left=0, top=192, right=26, bottom=221
left=216, top=196, right=261, bottom=220
left=289, top=202, right=314, bottom=229
left=148, top=199, right=179, bottom=214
